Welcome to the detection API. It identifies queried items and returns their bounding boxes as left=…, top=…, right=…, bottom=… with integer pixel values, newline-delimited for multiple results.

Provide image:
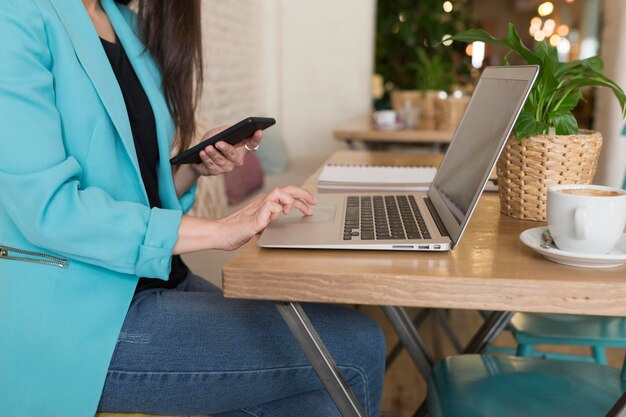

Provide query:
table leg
left=462, top=311, right=514, bottom=354
left=385, top=308, right=430, bottom=371
left=434, top=309, right=463, bottom=353
left=382, top=306, right=434, bottom=379
left=275, top=302, right=368, bottom=417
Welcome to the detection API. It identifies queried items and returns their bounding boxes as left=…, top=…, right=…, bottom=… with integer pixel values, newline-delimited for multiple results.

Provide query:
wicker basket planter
left=418, top=90, right=438, bottom=130
left=496, top=130, right=603, bottom=221
left=391, top=90, right=440, bottom=130
left=435, top=96, right=470, bottom=131
left=391, top=89, right=420, bottom=114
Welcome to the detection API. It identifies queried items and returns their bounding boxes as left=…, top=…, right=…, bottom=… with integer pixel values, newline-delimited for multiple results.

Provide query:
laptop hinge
left=424, top=197, right=450, bottom=237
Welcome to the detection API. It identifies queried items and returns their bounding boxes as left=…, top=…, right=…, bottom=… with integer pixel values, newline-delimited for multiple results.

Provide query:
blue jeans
left=97, top=273, right=386, bottom=417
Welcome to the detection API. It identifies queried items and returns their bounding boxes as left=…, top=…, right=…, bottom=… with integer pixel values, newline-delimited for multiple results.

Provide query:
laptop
left=259, top=66, right=539, bottom=251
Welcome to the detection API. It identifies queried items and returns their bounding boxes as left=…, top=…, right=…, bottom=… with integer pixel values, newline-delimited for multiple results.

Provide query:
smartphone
left=170, top=117, right=276, bottom=165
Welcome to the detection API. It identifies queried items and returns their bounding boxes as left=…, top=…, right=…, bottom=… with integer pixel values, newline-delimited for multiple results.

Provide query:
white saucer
left=519, top=227, right=626, bottom=269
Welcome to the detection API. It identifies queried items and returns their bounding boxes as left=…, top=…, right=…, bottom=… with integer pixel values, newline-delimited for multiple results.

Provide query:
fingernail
left=216, top=142, right=226, bottom=150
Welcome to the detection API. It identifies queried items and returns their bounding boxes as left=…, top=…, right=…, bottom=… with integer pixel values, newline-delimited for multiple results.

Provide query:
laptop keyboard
left=343, top=195, right=432, bottom=241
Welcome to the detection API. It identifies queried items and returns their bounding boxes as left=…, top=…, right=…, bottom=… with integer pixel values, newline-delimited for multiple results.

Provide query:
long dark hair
left=116, top=0, right=203, bottom=152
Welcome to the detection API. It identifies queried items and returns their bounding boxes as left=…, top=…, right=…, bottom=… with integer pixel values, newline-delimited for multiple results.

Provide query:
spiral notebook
left=317, top=164, right=437, bottom=191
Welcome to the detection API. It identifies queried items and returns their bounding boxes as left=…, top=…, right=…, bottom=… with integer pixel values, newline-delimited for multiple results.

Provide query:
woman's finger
left=290, top=198, right=313, bottom=216
left=278, top=185, right=317, bottom=205
left=238, top=129, right=262, bottom=150
left=268, top=188, right=315, bottom=216
left=267, top=188, right=296, bottom=207
left=215, top=141, right=245, bottom=165
left=198, top=149, right=212, bottom=164
left=204, top=145, right=231, bottom=167
left=258, top=200, right=284, bottom=225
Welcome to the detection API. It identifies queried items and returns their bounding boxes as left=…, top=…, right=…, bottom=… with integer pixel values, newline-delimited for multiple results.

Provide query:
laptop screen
left=427, top=66, right=538, bottom=247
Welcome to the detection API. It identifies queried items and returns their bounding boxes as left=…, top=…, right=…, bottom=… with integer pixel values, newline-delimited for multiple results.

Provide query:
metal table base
left=276, top=303, right=626, bottom=417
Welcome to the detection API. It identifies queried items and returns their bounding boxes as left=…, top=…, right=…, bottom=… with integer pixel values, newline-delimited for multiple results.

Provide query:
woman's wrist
left=173, top=164, right=201, bottom=198
left=173, top=215, right=224, bottom=254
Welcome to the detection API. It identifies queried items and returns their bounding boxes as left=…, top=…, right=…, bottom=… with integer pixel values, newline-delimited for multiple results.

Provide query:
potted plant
left=374, top=0, right=474, bottom=116
left=413, top=48, right=455, bottom=130
left=446, top=23, right=626, bottom=220
left=390, top=48, right=455, bottom=129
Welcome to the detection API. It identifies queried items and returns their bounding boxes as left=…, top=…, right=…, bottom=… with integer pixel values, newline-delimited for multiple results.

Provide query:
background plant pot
left=390, top=90, right=420, bottom=113
left=496, top=130, right=603, bottom=221
left=419, top=90, right=439, bottom=130
left=435, top=96, right=470, bottom=131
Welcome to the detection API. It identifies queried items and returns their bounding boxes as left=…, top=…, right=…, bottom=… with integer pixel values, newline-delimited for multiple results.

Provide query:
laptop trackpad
left=276, top=206, right=336, bottom=225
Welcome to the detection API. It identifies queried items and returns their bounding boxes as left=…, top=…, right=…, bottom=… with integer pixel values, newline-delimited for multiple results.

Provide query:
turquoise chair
left=428, top=354, right=626, bottom=417
left=509, top=313, right=626, bottom=364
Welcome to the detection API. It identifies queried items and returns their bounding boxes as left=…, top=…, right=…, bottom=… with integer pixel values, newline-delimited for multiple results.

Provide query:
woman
left=0, top=0, right=386, bottom=416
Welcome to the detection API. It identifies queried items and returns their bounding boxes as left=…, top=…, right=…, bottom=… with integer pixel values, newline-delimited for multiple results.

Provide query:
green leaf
left=505, top=23, right=542, bottom=66
left=552, top=111, right=578, bottom=135
left=443, top=28, right=507, bottom=46
left=560, top=75, right=626, bottom=117
left=539, top=44, right=558, bottom=94
left=535, top=41, right=560, bottom=71
left=554, top=90, right=582, bottom=113
left=555, top=57, right=604, bottom=82
left=514, top=111, right=549, bottom=138
left=445, top=24, right=541, bottom=66
left=582, top=56, right=604, bottom=73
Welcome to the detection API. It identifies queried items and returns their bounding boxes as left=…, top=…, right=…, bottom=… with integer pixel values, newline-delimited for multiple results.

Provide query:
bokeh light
left=538, top=2, right=554, bottom=17
left=549, top=34, right=561, bottom=47
left=534, top=30, right=546, bottom=42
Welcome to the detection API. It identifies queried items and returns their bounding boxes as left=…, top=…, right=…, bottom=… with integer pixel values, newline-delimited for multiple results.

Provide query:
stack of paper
left=317, top=164, right=437, bottom=192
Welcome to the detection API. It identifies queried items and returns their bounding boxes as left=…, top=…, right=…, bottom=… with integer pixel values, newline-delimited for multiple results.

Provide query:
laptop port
left=418, top=245, right=429, bottom=250
left=392, top=245, right=414, bottom=249
left=433, top=245, right=441, bottom=249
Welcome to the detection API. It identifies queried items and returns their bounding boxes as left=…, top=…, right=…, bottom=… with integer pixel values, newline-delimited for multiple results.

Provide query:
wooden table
left=222, top=150, right=626, bottom=417
left=225, top=150, right=626, bottom=316
left=333, top=116, right=453, bottom=149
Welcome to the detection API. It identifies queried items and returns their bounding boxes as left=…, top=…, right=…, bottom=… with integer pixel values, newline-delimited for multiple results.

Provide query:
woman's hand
left=172, top=185, right=316, bottom=255
left=191, top=125, right=263, bottom=176
left=215, top=185, right=317, bottom=251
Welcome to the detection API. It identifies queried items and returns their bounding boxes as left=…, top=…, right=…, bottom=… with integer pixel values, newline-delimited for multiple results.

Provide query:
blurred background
left=197, top=0, right=624, bottom=185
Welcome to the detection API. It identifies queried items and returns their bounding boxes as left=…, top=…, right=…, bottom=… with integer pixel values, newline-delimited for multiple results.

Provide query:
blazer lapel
left=101, top=0, right=179, bottom=208
left=48, top=0, right=144, bottom=196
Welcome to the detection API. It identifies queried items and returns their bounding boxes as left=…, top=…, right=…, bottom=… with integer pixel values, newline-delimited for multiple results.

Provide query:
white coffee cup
left=373, top=110, right=397, bottom=127
left=547, top=184, right=626, bottom=255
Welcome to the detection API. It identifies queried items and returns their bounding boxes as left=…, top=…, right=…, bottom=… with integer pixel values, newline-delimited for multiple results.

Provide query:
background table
left=333, top=117, right=453, bottom=150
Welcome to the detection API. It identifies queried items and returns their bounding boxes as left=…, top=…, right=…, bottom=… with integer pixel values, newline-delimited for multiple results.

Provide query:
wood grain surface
left=223, top=151, right=626, bottom=316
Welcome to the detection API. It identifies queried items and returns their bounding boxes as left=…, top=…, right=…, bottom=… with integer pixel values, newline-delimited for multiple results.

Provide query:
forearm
left=172, top=215, right=224, bottom=255
left=173, top=164, right=200, bottom=198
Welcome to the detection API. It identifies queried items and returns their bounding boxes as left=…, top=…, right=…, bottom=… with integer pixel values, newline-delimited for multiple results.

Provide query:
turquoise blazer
left=0, top=0, right=196, bottom=415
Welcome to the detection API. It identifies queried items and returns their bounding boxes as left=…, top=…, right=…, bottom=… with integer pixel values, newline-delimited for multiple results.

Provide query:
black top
left=101, top=38, right=188, bottom=291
